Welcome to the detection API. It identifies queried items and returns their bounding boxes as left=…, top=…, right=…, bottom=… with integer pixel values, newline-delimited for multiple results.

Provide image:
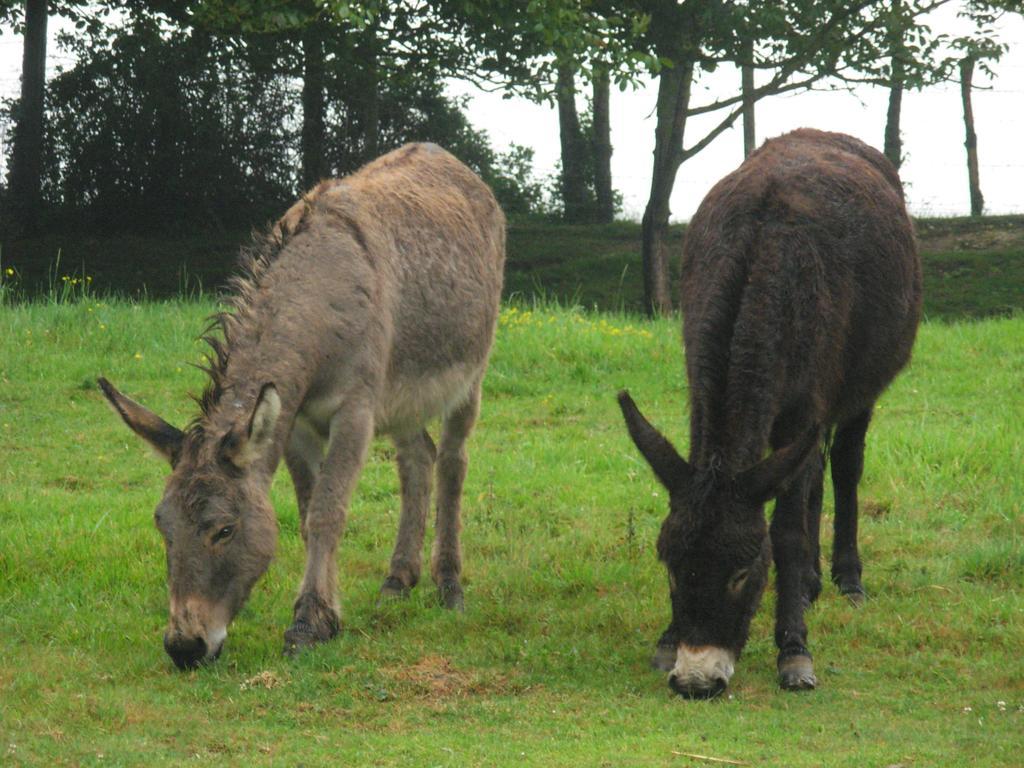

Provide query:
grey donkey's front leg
left=431, top=382, right=482, bottom=611
left=284, top=403, right=374, bottom=654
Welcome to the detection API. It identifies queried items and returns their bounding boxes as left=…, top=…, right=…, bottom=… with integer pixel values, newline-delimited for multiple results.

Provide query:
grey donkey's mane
left=188, top=181, right=342, bottom=438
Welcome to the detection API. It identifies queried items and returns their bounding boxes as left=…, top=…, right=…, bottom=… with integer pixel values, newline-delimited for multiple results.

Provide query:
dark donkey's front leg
left=770, top=453, right=823, bottom=691
left=285, top=400, right=374, bottom=653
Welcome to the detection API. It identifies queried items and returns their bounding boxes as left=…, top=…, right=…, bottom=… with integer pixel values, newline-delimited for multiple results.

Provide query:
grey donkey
left=99, top=143, right=506, bottom=669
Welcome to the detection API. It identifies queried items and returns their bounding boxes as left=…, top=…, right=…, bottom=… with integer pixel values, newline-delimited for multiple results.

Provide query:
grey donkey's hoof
left=437, top=580, right=464, bottom=611
left=778, top=654, right=817, bottom=691
left=378, top=576, right=412, bottom=604
left=283, top=594, right=340, bottom=655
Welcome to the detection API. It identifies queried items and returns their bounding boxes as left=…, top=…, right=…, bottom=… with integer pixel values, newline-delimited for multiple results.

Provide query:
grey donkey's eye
left=727, top=568, right=750, bottom=594
left=211, top=525, right=235, bottom=544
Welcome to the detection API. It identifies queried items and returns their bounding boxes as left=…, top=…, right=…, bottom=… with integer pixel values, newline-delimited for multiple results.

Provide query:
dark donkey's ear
left=219, top=383, right=281, bottom=470
left=98, top=377, right=184, bottom=465
left=617, top=390, right=693, bottom=492
left=735, top=426, right=820, bottom=504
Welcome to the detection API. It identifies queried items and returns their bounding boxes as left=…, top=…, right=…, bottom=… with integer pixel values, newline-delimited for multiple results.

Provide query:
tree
left=6, top=0, right=47, bottom=233
left=740, top=39, right=755, bottom=158
left=948, top=2, right=1010, bottom=217
left=1, top=0, right=103, bottom=234
left=959, top=54, right=983, bottom=215
left=300, top=18, right=328, bottom=187
left=632, top=0, right=967, bottom=315
left=432, top=1, right=647, bottom=221
left=591, top=62, right=614, bottom=222
left=555, top=62, right=589, bottom=221
left=883, top=0, right=908, bottom=168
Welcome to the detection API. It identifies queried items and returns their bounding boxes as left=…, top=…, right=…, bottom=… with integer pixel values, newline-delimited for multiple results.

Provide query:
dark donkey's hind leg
left=771, top=454, right=822, bottom=691
left=830, top=409, right=872, bottom=603
left=380, top=429, right=437, bottom=600
left=431, top=379, right=482, bottom=610
left=803, top=449, right=825, bottom=608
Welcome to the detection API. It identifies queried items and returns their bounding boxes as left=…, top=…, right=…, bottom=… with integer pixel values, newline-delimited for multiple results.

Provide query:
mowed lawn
left=0, top=299, right=1021, bottom=766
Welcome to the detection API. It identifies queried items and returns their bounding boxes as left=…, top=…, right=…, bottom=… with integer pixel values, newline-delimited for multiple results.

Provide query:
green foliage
left=0, top=299, right=1021, bottom=764
left=38, top=16, right=297, bottom=228
left=1, top=6, right=551, bottom=229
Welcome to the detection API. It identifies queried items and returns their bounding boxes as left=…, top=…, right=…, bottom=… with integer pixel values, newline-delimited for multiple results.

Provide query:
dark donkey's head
left=99, top=378, right=282, bottom=669
left=618, top=392, right=816, bottom=698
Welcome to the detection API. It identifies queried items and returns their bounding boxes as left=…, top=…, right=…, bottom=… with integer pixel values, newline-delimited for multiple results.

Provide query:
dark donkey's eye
left=727, top=568, right=750, bottom=595
left=211, top=525, right=235, bottom=544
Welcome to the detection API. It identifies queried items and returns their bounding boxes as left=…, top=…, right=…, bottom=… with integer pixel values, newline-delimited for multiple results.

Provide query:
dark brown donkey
left=619, top=129, right=921, bottom=697
left=99, top=143, right=505, bottom=669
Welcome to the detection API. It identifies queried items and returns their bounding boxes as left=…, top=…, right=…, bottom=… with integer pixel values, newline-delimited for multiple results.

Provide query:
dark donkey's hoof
left=833, top=575, right=867, bottom=605
left=437, top=580, right=464, bottom=611
left=778, top=654, right=817, bottom=691
left=377, top=575, right=412, bottom=604
left=651, top=643, right=677, bottom=672
left=283, top=594, right=341, bottom=655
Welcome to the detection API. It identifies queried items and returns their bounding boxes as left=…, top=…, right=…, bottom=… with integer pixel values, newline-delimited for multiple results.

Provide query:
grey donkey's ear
left=219, top=383, right=281, bottom=470
left=98, top=377, right=184, bottom=465
left=617, top=390, right=693, bottom=492
left=736, top=426, right=819, bottom=504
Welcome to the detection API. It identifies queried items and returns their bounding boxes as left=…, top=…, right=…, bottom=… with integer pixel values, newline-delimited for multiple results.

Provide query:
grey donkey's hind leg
left=431, top=381, right=482, bottom=610
left=380, top=429, right=437, bottom=600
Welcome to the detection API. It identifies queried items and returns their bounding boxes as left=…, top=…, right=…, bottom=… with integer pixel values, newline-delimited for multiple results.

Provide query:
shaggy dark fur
left=620, top=128, right=922, bottom=695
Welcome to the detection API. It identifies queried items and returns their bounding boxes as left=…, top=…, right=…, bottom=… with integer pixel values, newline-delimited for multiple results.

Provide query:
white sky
left=1, top=8, right=1022, bottom=221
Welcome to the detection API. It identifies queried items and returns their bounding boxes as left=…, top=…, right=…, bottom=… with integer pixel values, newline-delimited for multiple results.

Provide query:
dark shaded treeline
left=0, top=4, right=550, bottom=235
left=3, top=217, right=1022, bottom=320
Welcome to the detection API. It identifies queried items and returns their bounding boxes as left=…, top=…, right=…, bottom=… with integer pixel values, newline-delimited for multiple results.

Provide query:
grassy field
left=0, top=293, right=1021, bottom=766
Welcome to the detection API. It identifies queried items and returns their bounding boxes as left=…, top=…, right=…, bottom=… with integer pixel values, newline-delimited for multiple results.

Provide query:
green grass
left=1, top=298, right=1022, bottom=766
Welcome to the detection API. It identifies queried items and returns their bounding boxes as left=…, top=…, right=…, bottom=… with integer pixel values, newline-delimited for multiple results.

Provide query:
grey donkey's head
left=99, top=378, right=282, bottom=669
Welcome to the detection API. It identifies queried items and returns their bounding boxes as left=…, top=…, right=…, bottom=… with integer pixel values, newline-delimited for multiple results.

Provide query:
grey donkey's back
left=261, top=142, right=507, bottom=434
left=100, top=143, right=505, bottom=668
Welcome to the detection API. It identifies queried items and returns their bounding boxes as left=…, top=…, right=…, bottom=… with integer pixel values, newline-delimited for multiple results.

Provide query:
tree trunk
left=7, top=0, right=48, bottom=234
left=883, top=80, right=904, bottom=170
left=883, top=0, right=905, bottom=170
left=591, top=64, right=614, bottom=223
left=359, top=23, right=380, bottom=163
left=741, top=41, right=755, bottom=157
left=300, top=21, right=329, bottom=188
left=556, top=62, right=589, bottom=223
left=960, top=56, right=984, bottom=217
left=640, top=60, right=694, bottom=316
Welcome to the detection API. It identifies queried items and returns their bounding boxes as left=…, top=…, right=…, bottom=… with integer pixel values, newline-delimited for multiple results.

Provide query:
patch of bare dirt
left=384, top=655, right=523, bottom=699
left=916, top=216, right=1024, bottom=253
left=239, top=670, right=284, bottom=691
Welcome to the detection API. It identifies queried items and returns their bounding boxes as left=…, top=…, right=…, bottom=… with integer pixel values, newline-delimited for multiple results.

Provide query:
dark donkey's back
left=101, top=143, right=505, bottom=668
left=619, top=129, right=921, bottom=697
